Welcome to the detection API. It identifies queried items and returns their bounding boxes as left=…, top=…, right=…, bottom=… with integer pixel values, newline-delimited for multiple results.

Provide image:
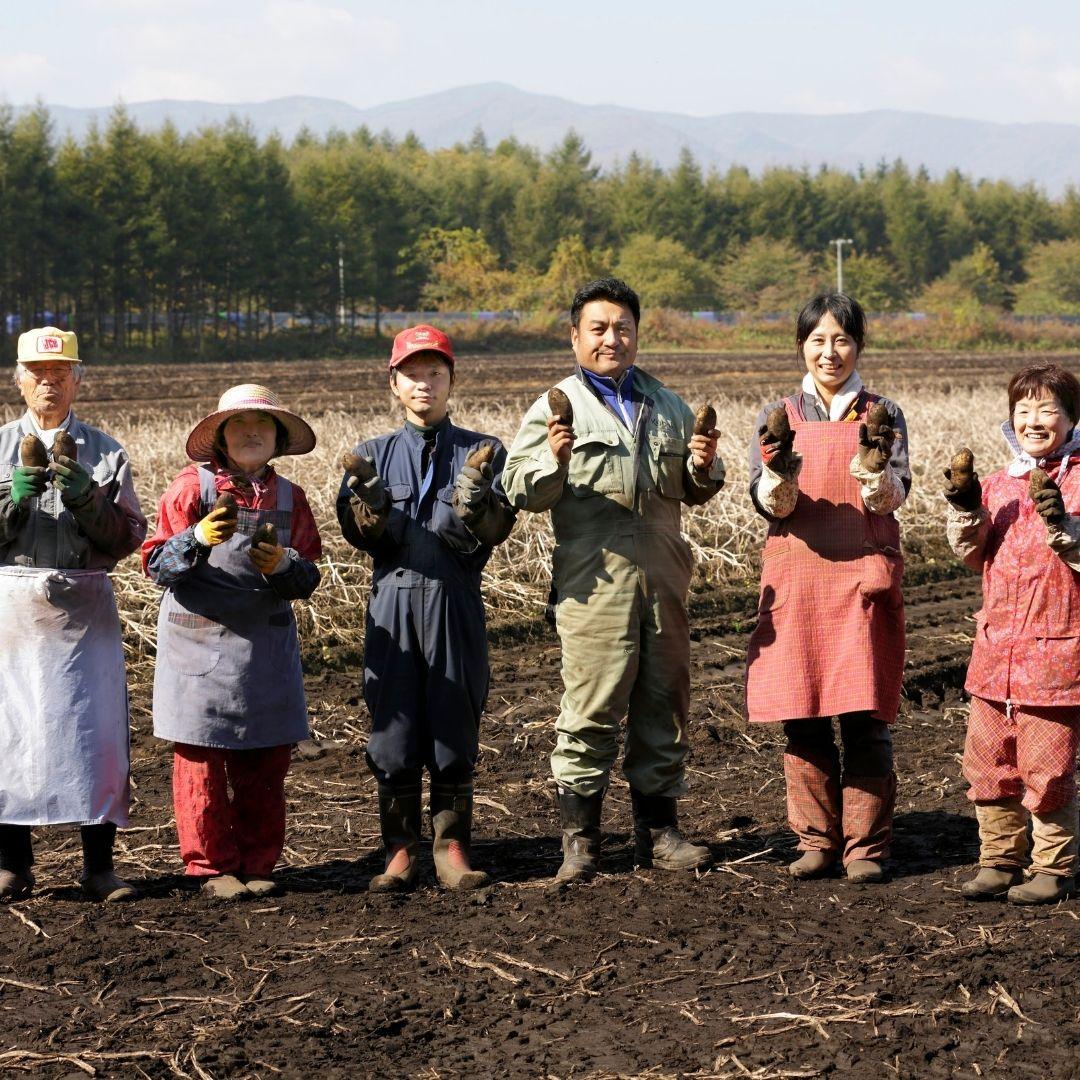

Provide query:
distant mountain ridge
left=16, top=82, right=1080, bottom=195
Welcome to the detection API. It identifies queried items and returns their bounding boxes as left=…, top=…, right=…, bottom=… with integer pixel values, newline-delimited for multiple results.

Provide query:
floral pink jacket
left=949, top=460, right=1080, bottom=707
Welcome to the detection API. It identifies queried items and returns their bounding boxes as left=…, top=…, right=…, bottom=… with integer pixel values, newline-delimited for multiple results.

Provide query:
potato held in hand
left=341, top=451, right=377, bottom=482
left=251, top=521, right=278, bottom=548
left=465, top=444, right=495, bottom=470
left=52, top=431, right=77, bottom=462
left=213, top=492, right=238, bottom=521
left=19, top=434, right=48, bottom=469
left=1029, top=468, right=1051, bottom=497
left=765, top=406, right=791, bottom=443
left=949, top=447, right=975, bottom=490
left=547, top=387, right=574, bottom=428
left=865, top=401, right=893, bottom=442
left=693, top=403, right=716, bottom=437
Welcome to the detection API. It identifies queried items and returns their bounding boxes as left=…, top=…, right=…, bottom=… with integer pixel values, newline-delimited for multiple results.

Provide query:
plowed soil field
left=1, top=351, right=1077, bottom=1080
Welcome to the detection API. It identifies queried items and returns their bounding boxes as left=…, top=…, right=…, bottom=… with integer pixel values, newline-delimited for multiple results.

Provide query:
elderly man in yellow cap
left=0, top=327, right=147, bottom=902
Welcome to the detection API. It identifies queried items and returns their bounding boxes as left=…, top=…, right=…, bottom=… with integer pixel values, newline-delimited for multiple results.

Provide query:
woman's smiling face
left=801, top=311, right=860, bottom=398
left=1012, top=392, right=1072, bottom=458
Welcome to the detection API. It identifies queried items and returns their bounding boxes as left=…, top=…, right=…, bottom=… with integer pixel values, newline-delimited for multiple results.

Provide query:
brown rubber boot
left=963, top=799, right=1028, bottom=900
left=201, top=874, right=251, bottom=901
left=788, top=850, right=837, bottom=879
left=1008, top=872, right=1074, bottom=905
left=846, top=859, right=885, bottom=884
left=369, top=782, right=421, bottom=893
left=961, top=867, right=1023, bottom=900
left=631, top=790, right=711, bottom=871
left=0, top=869, right=35, bottom=902
left=1009, top=798, right=1079, bottom=905
left=430, top=782, right=490, bottom=890
left=555, top=789, right=603, bottom=883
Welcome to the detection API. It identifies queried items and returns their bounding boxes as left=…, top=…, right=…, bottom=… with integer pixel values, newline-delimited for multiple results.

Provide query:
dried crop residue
left=0, top=352, right=1077, bottom=1077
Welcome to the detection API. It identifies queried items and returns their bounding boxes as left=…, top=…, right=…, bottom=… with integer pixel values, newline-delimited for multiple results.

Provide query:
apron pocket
left=164, top=612, right=223, bottom=677
left=1034, top=636, right=1080, bottom=693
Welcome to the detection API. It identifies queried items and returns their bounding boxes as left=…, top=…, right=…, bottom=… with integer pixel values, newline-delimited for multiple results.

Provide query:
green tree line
left=4, top=103, right=1080, bottom=357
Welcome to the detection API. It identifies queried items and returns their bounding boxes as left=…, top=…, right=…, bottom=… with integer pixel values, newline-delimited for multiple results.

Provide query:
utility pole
left=831, top=238, right=853, bottom=293
left=337, top=238, right=346, bottom=332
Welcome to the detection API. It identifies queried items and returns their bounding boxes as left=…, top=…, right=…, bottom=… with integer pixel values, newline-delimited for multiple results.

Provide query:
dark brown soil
left=3, top=574, right=1078, bottom=1079
left=1, top=353, right=1078, bottom=1079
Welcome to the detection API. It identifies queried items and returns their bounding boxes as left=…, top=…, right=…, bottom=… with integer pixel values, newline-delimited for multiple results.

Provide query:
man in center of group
left=504, top=278, right=725, bottom=882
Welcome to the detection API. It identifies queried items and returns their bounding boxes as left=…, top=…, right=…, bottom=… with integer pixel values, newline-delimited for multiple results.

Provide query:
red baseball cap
left=389, top=324, right=455, bottom=370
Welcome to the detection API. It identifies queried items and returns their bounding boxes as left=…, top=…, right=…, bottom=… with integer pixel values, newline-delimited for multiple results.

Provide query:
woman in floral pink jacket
left=944, top=362, right=1080, bottom=905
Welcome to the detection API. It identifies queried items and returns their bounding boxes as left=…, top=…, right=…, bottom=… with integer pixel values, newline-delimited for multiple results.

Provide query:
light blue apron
left=152, top=469, right=309, bottom=749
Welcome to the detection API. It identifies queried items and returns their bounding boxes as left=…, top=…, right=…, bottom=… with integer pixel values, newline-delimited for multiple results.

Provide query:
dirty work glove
left=250, top=539, right=288, bottom=575
left=942, top=448, right=982, bottom=513
left=453, top=461, right=494, bottom=517
left=758, top=407, right=796, bottom=473
left=342, top=453, right=387, bottom=509
left=51, top=455, right=94, bottom=506
left=857, top=403, right=897, bottom=474
left=1030, top=471, right=1066, bottom=526
left=10, top=466, right=49, bottom=507
left=194, top=504, right=239, bottom=547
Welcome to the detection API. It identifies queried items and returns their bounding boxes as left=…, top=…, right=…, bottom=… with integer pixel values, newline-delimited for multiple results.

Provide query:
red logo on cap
left=37, top=336, right=63, bottom=353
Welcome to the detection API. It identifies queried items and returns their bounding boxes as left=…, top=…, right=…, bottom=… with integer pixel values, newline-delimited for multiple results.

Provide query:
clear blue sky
left=5, top=0, right=1080, bottom=124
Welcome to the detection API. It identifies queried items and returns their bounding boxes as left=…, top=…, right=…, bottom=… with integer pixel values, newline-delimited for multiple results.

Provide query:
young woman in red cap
left=745, top=294, right=909, bottom=884
left=143, top=385, right=322, bottom=900
left=944, top=362, right=1080, bottom=905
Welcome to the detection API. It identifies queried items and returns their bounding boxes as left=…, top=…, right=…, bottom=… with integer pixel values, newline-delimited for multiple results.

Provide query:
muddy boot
left=1010, top=798, right=1080, bottom=905
left=242, top=877, right=281, bottom=897
left=201, top=873, right=251, bottom=901
left=1008, top=872, right=1074, bottom=905
left=80, top=824, right=138, bottom=902
left=555, top=789, right=603, bottom=883
left=961, top=867, right=1023, bottom=900
left=0, top=825, right=34, bottom=901
left=963, top=800, right=1028, bottom=900
left=788, top=850, right=837, bottom=879
left=430, top=782, right=490, bottom=890
left=369, top=781, right=421, bottom=893
left=0, top=869, right=35, bottom=902
left=631, top=790, right=711, bottom=871
left=846, top=859, right=885, bottom=884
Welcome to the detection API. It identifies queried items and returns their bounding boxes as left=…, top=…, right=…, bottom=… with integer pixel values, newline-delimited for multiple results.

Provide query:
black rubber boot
left=80, top=823, right=137, bottom=902
left=631, top=790, right=711, bottom=871
left=430, top=782, right=490, bottom=890
left=555, top=789, right=603, bottom=883
left=0, top=825, right=34, bottom=902
left=369, top=781, right=422, bottom=893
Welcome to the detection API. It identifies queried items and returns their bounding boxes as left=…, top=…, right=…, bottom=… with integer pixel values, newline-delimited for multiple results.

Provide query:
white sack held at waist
left=0, top=566, right=130, bottom=826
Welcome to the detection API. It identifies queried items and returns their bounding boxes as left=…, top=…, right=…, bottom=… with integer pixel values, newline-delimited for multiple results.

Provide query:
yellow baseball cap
left=17, top=326, right=81, bottom=363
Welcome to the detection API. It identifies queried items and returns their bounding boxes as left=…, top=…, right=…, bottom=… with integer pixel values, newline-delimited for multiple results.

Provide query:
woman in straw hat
left=142, top=385, right=321, bottom=900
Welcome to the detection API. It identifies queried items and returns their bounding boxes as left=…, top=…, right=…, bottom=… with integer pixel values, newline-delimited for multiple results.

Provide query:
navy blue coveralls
left=336, top=417, right=514, bottom=785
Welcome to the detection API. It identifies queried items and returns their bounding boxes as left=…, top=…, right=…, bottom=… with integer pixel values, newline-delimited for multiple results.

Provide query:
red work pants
left=172, top=743, right=292, bottom=878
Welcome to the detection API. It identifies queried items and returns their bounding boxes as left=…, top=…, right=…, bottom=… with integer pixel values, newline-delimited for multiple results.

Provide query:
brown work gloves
left=342, top=452, right=390, bottom=540
left=942, top=447, right=983, bottom=513
left=1029, top=468, right=1066, bottom=526
left=452, top=444, right=515, bottom=547
left=759, top=406, right=797, bottom=474
left=857, top=402, right=896, bottom=474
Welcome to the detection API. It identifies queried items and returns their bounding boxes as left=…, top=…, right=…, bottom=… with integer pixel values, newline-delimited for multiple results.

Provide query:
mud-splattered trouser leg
left=964, top=697, right=1080, bottom=876
left=173, top=744, right=292, bottom=878
left=784, top=713, right=895, bottom=863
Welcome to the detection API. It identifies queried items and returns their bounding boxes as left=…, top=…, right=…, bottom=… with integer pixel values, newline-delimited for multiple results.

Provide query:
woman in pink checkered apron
left=745, top=294, right=908, bottom=884
left=944, top=363, right=1080, bottom=905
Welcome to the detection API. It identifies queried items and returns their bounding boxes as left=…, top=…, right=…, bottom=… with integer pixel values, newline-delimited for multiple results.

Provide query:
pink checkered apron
left=746, top=394, right=905, bottom=725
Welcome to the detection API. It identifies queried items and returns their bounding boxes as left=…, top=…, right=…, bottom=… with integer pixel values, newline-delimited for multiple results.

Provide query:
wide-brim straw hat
left=185, top=384, right=316, bottom=462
